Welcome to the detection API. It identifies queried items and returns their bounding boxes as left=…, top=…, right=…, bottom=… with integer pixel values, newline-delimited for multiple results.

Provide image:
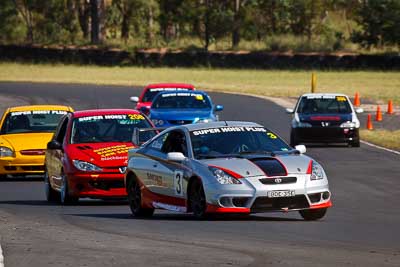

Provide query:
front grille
left=89, top=180, right=125, bottom=190
left=251, top=195, right=309, bottom=212
left=20, top=149, right=45, bottom=155
left=259, top=177, right=297, bottom=185
left=4, top=166, right=17, bottom=171
left=168, top=120, right=193, bottom=125
left=21, top=166, right=45, bottom=171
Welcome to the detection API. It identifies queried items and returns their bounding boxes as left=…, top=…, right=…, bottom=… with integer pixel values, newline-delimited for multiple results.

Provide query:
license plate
left=267, top=190, right=295, bottom=198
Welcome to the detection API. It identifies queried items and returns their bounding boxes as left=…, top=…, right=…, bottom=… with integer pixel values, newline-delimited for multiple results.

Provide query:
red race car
left=130, top=83, right=195, bottom=111
left=44, top=109, right=154, bottom=204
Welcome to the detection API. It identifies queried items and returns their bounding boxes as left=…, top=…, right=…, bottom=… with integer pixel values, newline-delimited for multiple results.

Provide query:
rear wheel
left=44, top=171, right=59, bottom=202
left=299, top=208, right=327, bottom=221
left=127, top=178, right=154, bottom=217
left=350, top=139, right=360, bottom=147
left=189, top=179, right=207, bottom=219
left=60, top=173, right=78, bottom=205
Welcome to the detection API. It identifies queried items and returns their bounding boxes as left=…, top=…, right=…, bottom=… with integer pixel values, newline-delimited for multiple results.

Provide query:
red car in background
left=130, top=83, right=196, bottom=111
left=44, top=109, right=154, bottom=204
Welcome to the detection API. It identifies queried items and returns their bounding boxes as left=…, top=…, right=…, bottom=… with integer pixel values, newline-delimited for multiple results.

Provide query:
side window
left=148, top=132, right=170, bottom=153
left=161, top=130, right=188, bottom=156
left=53, top=116, right=69, bottom=144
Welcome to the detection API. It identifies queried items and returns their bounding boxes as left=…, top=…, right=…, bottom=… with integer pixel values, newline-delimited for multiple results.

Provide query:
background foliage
left=1, top=0, right=399, bottom=52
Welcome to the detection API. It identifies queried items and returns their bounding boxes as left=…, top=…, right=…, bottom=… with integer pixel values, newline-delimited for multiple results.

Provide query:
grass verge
left=360, top=130, right=400, bottom=151
left=0, top=62, right=399, bottom=151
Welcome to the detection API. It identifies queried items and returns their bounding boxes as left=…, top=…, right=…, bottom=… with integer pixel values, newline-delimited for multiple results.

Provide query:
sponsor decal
left=93, top=144, right=134, bottom=160
left=78, top=114, right=144, bottom=122
left=11, top=110, right=67, bottom=116
left=161, top=92, right=204, bottom=98
left=306, top=95, right=335, bottom=99
left=336, top=96, right=347, bottom=102
left=192, top=126, right=267, bottom=136
left=150, top=88, right=191, bottom=92
left=146, top=172, right=166, bottom=186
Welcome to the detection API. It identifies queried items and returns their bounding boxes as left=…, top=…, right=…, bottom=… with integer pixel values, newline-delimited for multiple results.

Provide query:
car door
left=46, top=115, right=70, bottom=190
left=140, top=129, right=190, bottom=204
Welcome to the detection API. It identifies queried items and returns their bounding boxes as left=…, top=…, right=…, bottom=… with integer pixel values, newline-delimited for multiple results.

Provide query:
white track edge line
left=0, top=242, right=4, bottom=267
left=216, top=90, right=400, bottom=156
left=361, top=140, right=400, bottom=155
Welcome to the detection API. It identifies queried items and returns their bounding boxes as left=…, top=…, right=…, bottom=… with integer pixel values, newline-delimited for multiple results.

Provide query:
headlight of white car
left=0, top=146, right=15, bottom=157
left=73, top=160, right=102, bottom=172
left=292, top=114, right=312, bottom=128
left=209, top=166, right=241, bottom=184
left=310, top=161, right=324, bottom=180
left=195, top=118, right=211, bottom=123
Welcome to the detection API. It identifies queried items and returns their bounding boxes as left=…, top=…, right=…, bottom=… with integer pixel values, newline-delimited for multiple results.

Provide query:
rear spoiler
left=132, top=127, right=167, bottom=146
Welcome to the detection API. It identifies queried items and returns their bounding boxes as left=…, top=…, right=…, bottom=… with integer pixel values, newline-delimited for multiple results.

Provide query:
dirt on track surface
left=0, top=82, right=399, bottom=267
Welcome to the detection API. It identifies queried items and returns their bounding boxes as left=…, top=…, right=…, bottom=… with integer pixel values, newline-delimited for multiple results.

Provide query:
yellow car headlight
left=0, top=146, right=15, bottom=157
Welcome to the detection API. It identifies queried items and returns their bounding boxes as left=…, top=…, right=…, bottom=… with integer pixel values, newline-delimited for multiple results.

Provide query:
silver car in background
left=125, top=121, right=332, bottom=220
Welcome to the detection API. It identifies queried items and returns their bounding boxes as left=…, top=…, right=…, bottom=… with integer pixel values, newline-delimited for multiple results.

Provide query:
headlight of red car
left=72, top=160, right=102, bottom=172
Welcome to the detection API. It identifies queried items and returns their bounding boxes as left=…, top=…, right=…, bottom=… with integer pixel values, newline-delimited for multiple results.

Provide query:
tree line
left=0, top=0, right=399, bottom=51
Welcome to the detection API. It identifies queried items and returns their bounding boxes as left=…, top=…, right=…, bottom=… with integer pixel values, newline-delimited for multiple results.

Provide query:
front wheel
left=60, top=173, right=78, bottom=205
left=44, top=171, right=59, bottom=202
left=299, top=208, right=327, bottom=221
left=127, top=178, right=154, bottom=217
left=189, top=179, right=207, bottom=219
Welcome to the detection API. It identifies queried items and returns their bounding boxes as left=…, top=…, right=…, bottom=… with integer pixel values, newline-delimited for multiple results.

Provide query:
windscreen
left=152, top=92, right=211, bottom=109
left=142, top=88, right=192, bottom=102
left=190, top=126, right=291, bottom=159
left=297, top=96, right=352, bottom=114
left=1, top=110, right=68, bottom=134
left=71, top=113, right=152, bottom=144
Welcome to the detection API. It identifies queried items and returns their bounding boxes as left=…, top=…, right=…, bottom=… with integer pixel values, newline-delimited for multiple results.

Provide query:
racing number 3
left=174, top=170, right=184, bottom=196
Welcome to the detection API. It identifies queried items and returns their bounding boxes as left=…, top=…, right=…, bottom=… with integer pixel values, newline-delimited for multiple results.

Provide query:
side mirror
left=355, top=108, right=364, bottom=113
left=139, top=106, right=150, bottom=114
left=130, top=96, right=139, bottom=102
left=286, top=108, right=294, bottom=114
left=294, top=145, right=306, bottom=154
left=47, top=140, right=62, bottom=150
left=215, top=105, right=224, bottom=112
left=167, top=152, right=186, bottom=162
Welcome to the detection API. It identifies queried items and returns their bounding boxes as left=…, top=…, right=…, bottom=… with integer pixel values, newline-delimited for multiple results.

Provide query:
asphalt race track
left=0, top=82, right=399, bottom=267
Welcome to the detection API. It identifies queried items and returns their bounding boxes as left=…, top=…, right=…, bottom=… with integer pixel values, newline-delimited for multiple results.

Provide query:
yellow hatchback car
left=0, top=105, right=73, bottom=179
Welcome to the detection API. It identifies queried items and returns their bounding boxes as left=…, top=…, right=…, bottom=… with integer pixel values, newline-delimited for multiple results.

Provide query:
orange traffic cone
left=387, top=100, right=394, bottom=114
left=375, top=106, right=383, bottom=121
left=354, top=92, right=361, bottom=106
left=367, top=114, right=373, bottom=130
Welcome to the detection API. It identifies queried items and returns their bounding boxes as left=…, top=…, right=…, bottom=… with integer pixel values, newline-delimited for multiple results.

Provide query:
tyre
left=290, top=130, right=298, bottom=147
left=44, top=171, right=59, bottom=202
left=299, top=208, right=327, bottom=221
left=127, top=178, right=154, bottom=217
left=350, top=139, right=360, bottom=147
left=60, top=173, right=78, bottom=205
left=189, top=179, right=207, bottom=219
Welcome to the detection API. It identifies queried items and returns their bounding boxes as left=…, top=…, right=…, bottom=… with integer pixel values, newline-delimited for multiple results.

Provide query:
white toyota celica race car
left=125, top=121, right=332, bottom=220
